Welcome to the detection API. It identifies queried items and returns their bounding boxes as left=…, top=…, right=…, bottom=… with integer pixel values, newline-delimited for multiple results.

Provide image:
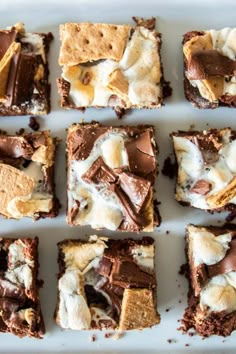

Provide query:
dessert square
left=0, top=237, right=44, bottom=338
left=58, top=17, right=171, bottom=117
left=183, top=28, right=236, bottom=109
left=0, top=23, right=53, bottom=116
left=0, top=131, right=60, bottom=220
left=67, top=122, right=159, bottom=232
left=171, top=128, right=236, bottom=215
left=181, top=224, right=236, bottom=337
left=55, top=236, right=160, bottom=331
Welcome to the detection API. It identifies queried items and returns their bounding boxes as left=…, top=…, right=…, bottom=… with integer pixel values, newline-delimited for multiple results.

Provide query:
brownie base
left=0, top=32, right=53, bottom=116
left=183, top=31, right=236, bottom=109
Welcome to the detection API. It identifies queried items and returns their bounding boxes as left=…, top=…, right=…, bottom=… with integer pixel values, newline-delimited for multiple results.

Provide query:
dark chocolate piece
left=0, top=237, right=44, bottom=338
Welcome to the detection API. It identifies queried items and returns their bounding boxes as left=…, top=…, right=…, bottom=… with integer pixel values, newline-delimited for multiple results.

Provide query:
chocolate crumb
left=226, top=210, right=236, bottom=223
left=29, top=116, right=40, bottom=131
left=179, top=263, right=189, bottom=276
left=189, top=124, right=195, bottom=130
left=91, top=334, right=96, bottom=342
left=188, top=332, right=195, bottom=337
left=0, top=129, right=7, bottom=135
left=167, top=338, right=177, bottom=344
left=185, top=344, right=190, bottom=347
left=178, top=300, right=182, bottom=304
left=165, top=308, right=170, bottom=312
left=162, top=156, right=177, bottom=179
left=16, top=128, right=25, bottom=135
left=166, top=230, right=170, bottom=234
left=105, top=333, right=113, bottom=338
left=113, top=332, right=124, bottom=340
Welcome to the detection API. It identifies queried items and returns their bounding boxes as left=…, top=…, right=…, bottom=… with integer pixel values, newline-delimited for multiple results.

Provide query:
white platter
left=0, top=0, right=236, bottom=353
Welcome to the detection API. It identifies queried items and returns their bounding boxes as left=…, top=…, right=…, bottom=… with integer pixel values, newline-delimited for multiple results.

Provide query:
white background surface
left=0, top=0, right=236, bottom=353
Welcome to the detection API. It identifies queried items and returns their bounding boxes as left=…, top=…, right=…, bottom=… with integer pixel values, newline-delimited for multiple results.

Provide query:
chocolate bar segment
left=58, top=17, right=171, bottom=117
left=171, top=128, right=236, bottom=215
left=181, top=224, right=236, bottom=337
left=0, top=237, right=44, bottom=338
left=0, top=131, right=60, bottom=220
left=0, top=23, right=53, bottom=116
left=55, top=236, right=160, bottom=331
left=67, top=122, right=159, bottom=232
left=183, top=28, right=236, bottom=109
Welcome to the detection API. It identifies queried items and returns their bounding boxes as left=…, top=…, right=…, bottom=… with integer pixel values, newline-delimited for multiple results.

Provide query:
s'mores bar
left=182, top=224, right=236, bottom=337
left=0, top=23, right=53, bottom=116
left=0, top=237, right=44, bottom=338
left=171, top=128, right=236, bottom=215
left=67, top=122, right=160, bottom=232
left=0, top=131, right=60, bottom=220
left=55, top=236, right=160, bottom=331
left=58, top=17, right=171, bottom=117
left=183, top=28, right=236, bottom=109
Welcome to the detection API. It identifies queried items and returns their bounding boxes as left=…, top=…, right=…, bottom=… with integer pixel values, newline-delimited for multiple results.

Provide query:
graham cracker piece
left=31, top=135, right=55, bottom=167
left=206, top=176, right=236, bottom=208
left=0, top=42, right=21, bottom=100
left=108, top=69, right=129, bottom=100
left=0, top=163, right=35, bottom=218
left=184, top=32, right=224, bottom=101
left=59, top=22, right=131, bottom=65
left=119, top=288, right=160, bottom=330
left=8, top=198, right=53, bottom=218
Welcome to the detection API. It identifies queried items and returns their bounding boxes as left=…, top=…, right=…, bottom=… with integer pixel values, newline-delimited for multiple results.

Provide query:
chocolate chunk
left=191, top=135, right=221, bottom=164
left=125, top=130, right=156, bottom=182
left=208, top=238, right=236, bottom=278
left=96, top=257, right=112, bottom=278
left=0, top=136, right=34, bottom=159
left=99, top=280, right=123, bottom=317
left=110, top=184, right=147, bottom=228
left=82, top=156, right=117, bottom=184
left=118, top=171, right=151, bottom=211
left=190, top=179, right=212, bottom=195
left=69, top=125, right=107, bottom=161
left=110, top=258, right=155, bottom=289
left=6, top=52, right=36, bottom=106
left=187, top=50, right=236, bottom=80
left=0, top=29, right=17, bottom=60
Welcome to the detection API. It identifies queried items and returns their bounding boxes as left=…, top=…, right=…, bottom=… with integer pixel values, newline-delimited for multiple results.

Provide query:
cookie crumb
left=29, top=116, right=40, bottom=131
left=105, top=332, right=113, bottom=338
left=165, top=308, right=170, bottom=312
left=167, top=338, right=177, bottom=344
left=188, top=331, right=195, bottom=337
left=166, top=230, right=170, bottom=234
left=185, top=344, right=190, bottom=347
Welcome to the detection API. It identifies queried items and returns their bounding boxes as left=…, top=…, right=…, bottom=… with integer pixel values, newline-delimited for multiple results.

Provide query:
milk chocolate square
left=0, top=237, right=45, bottom=338
left=181, top=224, right=236, bottom=337
left=58, top=17, right=171, bottom=117
left=183, top=28, right=236, bottom=109
left=171, top=128, right=236, bottom=215
left=0, top=23, right=53, bottom=116
left=55, top=236, right=160, bottom=331
left=67, top=122, right=160, bottom=232
left=0, top=131, right=60, bottom=220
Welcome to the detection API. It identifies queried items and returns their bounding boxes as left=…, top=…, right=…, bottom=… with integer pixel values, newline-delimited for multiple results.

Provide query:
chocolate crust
left=0, top=237, right=45, bottom=338
left=0, top=31, right=53, bottom=116
left=183, top=31, right=236, bottom=109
